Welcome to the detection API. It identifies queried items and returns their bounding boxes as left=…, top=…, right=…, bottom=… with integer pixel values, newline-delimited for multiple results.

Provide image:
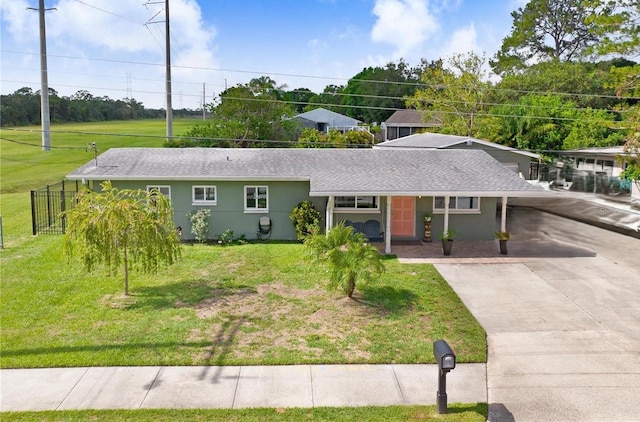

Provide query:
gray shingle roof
left=67, top=148, right=546, bottom=197
left=383, top=110, right=440, bottom=127
left=375, top=133, right=540, bottom=159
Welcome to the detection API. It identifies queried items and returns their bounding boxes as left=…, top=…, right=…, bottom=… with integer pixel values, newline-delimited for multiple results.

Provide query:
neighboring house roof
left=374, top=132, right=540, bottom=160
left=67, top=148, right=546, bottom=197
left=560, top=146, right=632, bottom=157
left=293, top=108, right=361, bottom=126
left=383, top=110, right=440, bottom=127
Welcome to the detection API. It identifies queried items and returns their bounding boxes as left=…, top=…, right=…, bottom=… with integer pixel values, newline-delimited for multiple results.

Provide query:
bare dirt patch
left=184, top=282, right=380, bottom=363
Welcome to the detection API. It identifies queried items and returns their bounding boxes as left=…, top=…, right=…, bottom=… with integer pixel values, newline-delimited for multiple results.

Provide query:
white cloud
left=1, top=0, right=217, bottom=108
left=1, top=0, right=38, bottom=43
left=370, top=0, right=438, bottom=58
left=439, top=23, right=481, bottom=58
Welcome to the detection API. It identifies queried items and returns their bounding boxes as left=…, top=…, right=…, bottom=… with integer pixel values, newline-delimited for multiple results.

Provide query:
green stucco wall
left=107, top=180, right=325, bottom=241
left=94, top=181, right=499, bottom=241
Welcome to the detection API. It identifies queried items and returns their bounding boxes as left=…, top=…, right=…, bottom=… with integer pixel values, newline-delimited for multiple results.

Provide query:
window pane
left=335, top=196, right=356, bottom=208
left=356, top=196, right=377, bottom=208
left=205, top=187, right=216, bottom=201
left=246, top=187, right=256, bottom=208
left=457, top=196, right=473, bottom=209
left=194, top=187, right=204, bottom=201
left=434, top=197, right=456, bottom=209
left=257, top=187, right=267, bottom=209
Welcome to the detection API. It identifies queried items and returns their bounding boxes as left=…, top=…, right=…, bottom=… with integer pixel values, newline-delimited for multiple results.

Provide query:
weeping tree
left=63, top=181, right=182, bottom=295
left=304, top=223, right=385, bottom=298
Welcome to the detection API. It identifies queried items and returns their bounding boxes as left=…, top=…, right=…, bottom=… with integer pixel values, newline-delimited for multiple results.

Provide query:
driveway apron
left=435, top=211, right=640, bottom=422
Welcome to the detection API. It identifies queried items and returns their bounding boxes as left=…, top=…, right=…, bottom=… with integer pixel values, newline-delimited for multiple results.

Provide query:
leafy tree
left=283, top=87, right=315, bottom=113
left=304, top=223, right=384, bottom=298
left=295, top=128, right=373, bottom=148
left=63, top=181, right=181, bottom=296
left=491, top=0, right=606, bottom=74
left=289, top=200, right=322, bottom=240
left=591, top=0, right=640, bottom=57
left=408, top=53, right=491, bottom=136
left=480, top=94, right=576, bottom=151
left=306, top=84, right=347, bottom=114
left=191, top=77, right=300, bottom=147
left=339, top=60, right=423, bottom=123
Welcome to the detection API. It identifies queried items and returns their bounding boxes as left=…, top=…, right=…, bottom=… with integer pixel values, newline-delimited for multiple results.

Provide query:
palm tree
left=305, top=223, right=384, bottom=298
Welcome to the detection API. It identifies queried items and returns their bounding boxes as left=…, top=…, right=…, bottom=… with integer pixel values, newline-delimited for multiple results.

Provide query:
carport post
left=501, top=196, right=508, bottom=232
left=385, top=196, right=391, bottom=254
left=443, top=195, right=450, bottom=234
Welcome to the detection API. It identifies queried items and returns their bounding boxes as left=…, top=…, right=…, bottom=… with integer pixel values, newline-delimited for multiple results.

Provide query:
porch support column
left=443, top=195, right=450, bottom=235
left=326, top=196, right=334, bottom=233
left=501, top=196, right=508, bottom=232
left=385, top=196, right=392, bottom=254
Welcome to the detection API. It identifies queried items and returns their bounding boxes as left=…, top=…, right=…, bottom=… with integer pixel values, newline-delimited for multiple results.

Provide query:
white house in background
left=557, top=146, right=640, bottom=202
left=374, top=132, right=541, bottom=180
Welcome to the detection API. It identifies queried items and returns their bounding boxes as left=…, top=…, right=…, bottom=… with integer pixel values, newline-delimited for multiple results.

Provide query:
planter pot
left=442, top=239, right=453, bottom=256
left=499, top=239, right=508, bottom=255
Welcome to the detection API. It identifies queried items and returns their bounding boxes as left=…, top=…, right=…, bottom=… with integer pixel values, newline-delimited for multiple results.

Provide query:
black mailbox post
left=433, top=339, right=456, bottom=414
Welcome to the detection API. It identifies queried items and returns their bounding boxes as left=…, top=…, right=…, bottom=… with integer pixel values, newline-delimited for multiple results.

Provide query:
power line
left=4, top=48, right=639, bottom=101
left=2, top=127, right=636, bottom=155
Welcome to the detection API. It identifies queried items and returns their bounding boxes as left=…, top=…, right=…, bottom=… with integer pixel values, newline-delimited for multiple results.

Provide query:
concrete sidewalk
left=0, top=364, right=486, bottom=411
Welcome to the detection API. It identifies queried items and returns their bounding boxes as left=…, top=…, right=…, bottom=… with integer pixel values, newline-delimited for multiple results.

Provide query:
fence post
left=0, top=215, right=4, bottom=249
left=31, top=190, right=37, bottom=235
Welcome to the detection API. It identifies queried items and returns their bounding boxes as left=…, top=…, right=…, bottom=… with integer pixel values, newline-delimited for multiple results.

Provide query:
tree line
left=0, top=87, right=200, bottom=126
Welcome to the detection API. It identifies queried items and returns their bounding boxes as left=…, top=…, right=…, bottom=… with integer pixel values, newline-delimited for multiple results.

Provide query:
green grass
left=0, top=238, right=486, bottom=368
left=0, top=404, right=488, bottom=421
left=0, top=119, right=201, bottom=194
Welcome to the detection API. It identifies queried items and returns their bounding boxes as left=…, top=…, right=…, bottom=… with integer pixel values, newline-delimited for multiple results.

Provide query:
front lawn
left=1, top=404, right=488, bottom=421
left=0, top=238, right=486, bottom=368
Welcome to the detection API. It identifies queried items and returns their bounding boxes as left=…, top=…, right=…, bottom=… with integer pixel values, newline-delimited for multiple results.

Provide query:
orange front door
left=391, top=196, right=415, bottom=237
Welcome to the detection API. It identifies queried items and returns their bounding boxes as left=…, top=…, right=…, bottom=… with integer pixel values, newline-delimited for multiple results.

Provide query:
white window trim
left=433, top=196, right=481, bottom=214
left=192, top=185, right=217, bottom=206
left=334, top=196, right=380, bottom=213
left=147, top=185, right=171, bottom=200
left=244, top=185, right=269, bottom=213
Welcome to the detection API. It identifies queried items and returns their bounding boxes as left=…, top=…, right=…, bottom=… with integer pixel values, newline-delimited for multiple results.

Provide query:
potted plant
left=440, top=230, right=456, bottom=256
left=494, top=231, right=510, bottom=255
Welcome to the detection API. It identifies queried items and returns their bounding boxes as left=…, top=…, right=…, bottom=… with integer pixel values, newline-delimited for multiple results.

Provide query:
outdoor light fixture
left=433, top=339, right=456, bottom=414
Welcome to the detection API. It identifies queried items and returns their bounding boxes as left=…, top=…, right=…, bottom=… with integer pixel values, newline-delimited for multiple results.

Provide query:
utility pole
left=165, top=0, right=173, bottom=139
left=202, top=82, right=206, bottom=120
left=28, top=0, right=55, bottom=151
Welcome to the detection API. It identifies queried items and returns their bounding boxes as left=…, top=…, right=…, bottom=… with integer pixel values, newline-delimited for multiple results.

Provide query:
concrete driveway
left=435, top=208, right=640, bottom=422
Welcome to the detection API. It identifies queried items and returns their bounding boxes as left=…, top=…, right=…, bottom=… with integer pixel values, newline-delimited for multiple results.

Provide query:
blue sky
left=1, top=0, right=526, bottom=109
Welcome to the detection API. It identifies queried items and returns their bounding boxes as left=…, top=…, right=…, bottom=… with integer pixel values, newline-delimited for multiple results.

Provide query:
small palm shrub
left=305, top=223, right=385, bottom=297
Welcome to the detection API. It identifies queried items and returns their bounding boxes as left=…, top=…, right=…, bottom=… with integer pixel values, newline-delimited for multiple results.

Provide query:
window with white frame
left=244, top=186, right=268, bottom=212
left=433, top=196, right=480, bottom=213
left=192, top=185, right=217, bottom=205
left=335, top=196, right=379, bottom=211
left=147, top=185, right=171, bottom=199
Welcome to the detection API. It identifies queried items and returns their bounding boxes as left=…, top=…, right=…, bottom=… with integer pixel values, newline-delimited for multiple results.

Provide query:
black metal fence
left=31, top=180, right=81, bottom=235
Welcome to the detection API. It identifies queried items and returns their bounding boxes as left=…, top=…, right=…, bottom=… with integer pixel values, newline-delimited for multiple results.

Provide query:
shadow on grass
left=446, top=402, right=488, bottom=417
left=123, top=279, right=256, bottom=310
left=3, top=318, right=246, bottom=368
left=358, top=285, right=418, bottom=316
